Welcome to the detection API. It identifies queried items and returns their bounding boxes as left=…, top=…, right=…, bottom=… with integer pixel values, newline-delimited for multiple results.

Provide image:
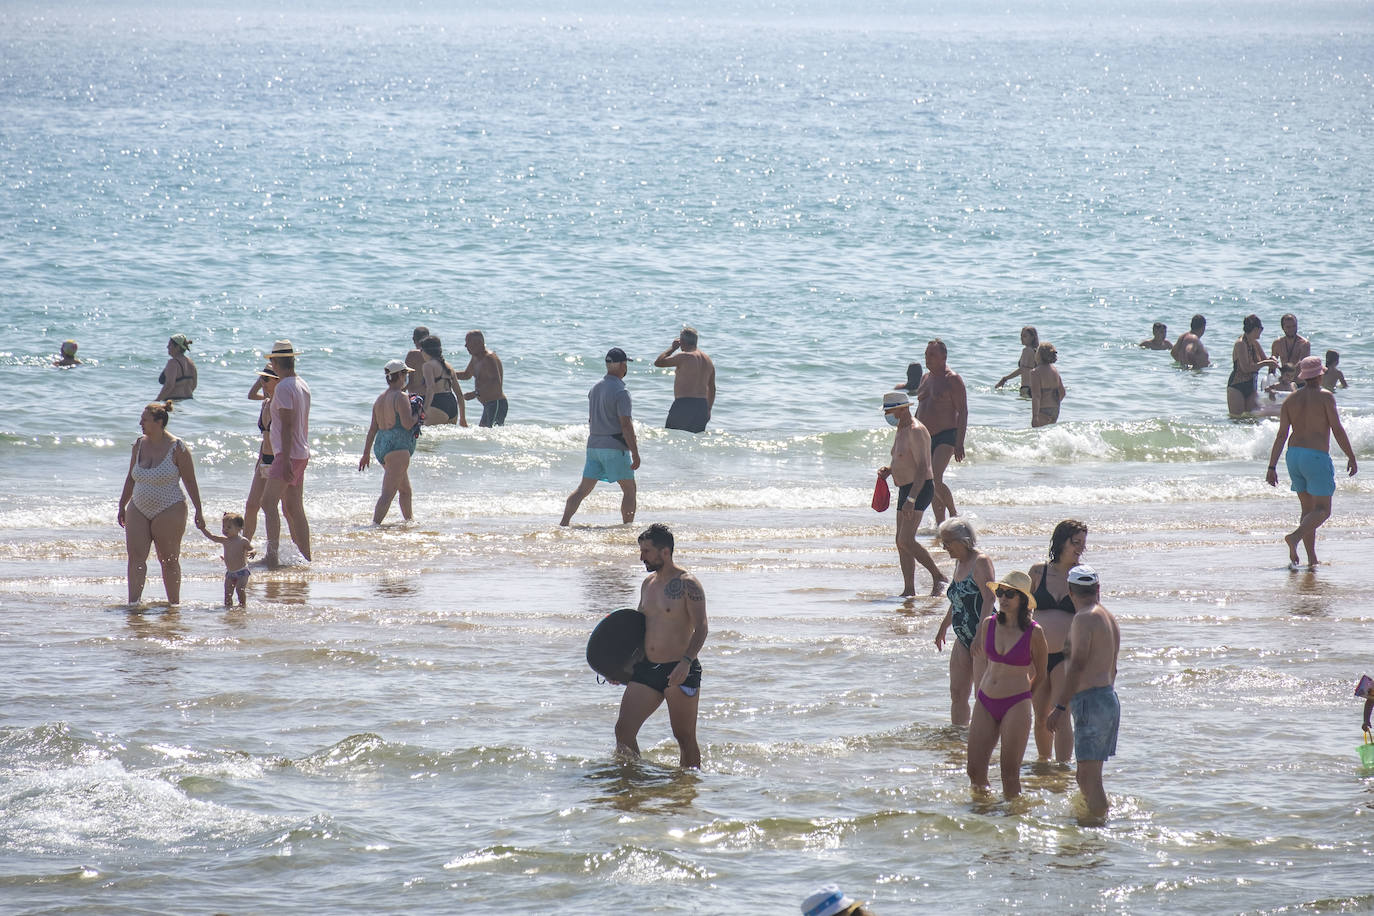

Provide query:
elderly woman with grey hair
left=933, top=517, right=997, bottom=726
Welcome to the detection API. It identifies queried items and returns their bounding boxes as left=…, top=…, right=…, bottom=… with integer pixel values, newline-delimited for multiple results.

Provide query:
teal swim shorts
left=583, top=447, right=634, bottom=483
left=1286, top=445, right=1336, bottom=497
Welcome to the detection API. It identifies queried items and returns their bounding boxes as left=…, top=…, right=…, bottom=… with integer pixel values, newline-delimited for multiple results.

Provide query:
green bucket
left=1359, top=739, right=1374, bottom=768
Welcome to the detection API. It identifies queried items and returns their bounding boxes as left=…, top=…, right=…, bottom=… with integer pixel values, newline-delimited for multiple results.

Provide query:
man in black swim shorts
left=654, top=327, right=716, bottom=433
left=614, top=524, right=709, bottom=768
left=914, top=339, right=968, bottom=525
left=878, top=391, right=946, bottom=598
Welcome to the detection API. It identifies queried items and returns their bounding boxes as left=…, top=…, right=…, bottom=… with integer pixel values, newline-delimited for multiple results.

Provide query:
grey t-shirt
left=587, top=373, right=632, bottom=450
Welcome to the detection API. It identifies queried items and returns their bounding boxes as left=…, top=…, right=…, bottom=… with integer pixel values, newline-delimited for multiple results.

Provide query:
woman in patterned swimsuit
left=117, top=400, right=206, bottom=604
left=934, top=517, right=997, bottom=727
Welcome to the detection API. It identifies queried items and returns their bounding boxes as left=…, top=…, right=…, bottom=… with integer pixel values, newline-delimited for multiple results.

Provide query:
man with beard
left=614, top=523, right=709, bottom=769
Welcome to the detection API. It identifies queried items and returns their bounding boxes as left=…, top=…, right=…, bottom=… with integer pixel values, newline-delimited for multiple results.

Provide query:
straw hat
left=991, top=569, right=1037, bottom=610
left=268, top=339, right=302, bottom=358
left=882, top=390, right=911, bottom=412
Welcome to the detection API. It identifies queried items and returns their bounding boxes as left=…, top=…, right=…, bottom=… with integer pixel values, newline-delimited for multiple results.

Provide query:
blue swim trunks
left=583, top=447, right=634, bottom=483
left=1286, top=446, right=1336, bottom=497
left=1071, top=685, right=1119, bottom=762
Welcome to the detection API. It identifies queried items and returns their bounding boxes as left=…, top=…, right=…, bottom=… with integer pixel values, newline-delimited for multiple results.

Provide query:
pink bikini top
left=984, top=619, right=1037, bottom=667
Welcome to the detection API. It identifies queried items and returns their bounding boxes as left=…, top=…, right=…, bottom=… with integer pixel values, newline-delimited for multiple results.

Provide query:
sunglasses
left=994, top=587, right=1022, bottom=599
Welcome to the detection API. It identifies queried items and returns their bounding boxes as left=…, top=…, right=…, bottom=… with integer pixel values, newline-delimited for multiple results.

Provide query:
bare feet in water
left=1284, top=530, right=1301, bottom=567
left=929, top=576, right=949, bottom=597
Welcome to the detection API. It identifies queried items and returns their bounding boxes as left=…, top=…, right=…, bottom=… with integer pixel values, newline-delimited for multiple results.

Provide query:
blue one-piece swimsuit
left=372, top=411, right=415, bottom=464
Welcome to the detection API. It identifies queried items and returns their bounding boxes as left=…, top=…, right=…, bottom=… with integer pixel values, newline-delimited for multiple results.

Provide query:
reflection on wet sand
left=375, top=575, right=419, bottom=602
left=120, top=606, right=187, bottom=686
left=585, top=759, right=700, bottom=815
left=262, top=578, right=311, bottom=606
left=1287, top=569, right=1335, bottom=617
left=578, top=564, right=639, bottom=615
left=124, top=605, right=186, bottom=643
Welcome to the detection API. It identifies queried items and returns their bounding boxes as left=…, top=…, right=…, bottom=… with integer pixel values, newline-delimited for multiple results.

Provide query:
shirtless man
left=455, top=330, right=507, bottom=427
left=614, top=524, right=709, bottom=768
left=1170, top=314, right=1210, bottom=368
left=1047, top=565, right=1120, bottom=820
left=1270, top=313, right=1311, bottom=374
left=1139, top=322, right=1171, bottom=351
left=1265, top=355, right=1358, bottom=568
left=404, top=326, right=429, bottom=395
left=654, top=326, right=716, bottom=433
left=914, top=339, right=967, bottom=524
left=878, top=391, right=946, bottom=597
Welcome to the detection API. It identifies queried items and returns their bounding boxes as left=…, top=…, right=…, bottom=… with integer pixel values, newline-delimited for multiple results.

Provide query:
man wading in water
left=614, top=524, right=708, bottom=769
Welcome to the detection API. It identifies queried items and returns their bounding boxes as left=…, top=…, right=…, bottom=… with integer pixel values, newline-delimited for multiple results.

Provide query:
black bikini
left=1033, top=566, right=1076, bottom=674
left=159, top=355, right=194, bottom=387
left=1227, top=339, right=1264, bottom=397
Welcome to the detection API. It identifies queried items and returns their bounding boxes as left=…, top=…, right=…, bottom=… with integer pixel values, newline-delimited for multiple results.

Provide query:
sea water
left=2, top=1, right=1373, bottom=911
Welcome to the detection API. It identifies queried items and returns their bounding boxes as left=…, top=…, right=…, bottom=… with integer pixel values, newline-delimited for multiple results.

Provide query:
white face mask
left=885, top=413, right=900, bottom=427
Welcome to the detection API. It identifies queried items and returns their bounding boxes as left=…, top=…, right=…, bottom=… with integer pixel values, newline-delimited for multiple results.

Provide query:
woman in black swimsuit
left=1227, top=314, right=1279, bottom=417
left=156, top=334, right=198, bottom=401
left=243, top=365, right=280, bottom=544
left=420, top=336, right=467, bottom=426
left=1027, top=518, right=1087, bottom=763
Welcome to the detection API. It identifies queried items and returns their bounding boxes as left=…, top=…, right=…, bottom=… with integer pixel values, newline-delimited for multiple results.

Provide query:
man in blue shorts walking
left=1047, top=565, right=1120, bottom=821
left=561, top=347, right=641, bottom=526
left=1265, top=355, right=1358, bottom=568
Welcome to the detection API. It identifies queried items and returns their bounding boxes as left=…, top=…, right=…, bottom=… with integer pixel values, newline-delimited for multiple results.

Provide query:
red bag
left=871, top=475, right=890, bottom=512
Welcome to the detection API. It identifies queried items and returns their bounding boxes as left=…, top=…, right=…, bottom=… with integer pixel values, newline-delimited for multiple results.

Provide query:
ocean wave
left=6, top=413, right=1371, bottom=473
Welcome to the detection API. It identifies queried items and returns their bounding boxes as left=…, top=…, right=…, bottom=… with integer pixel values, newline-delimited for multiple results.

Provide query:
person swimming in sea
left=156, top=334, right=198, bottom=400
left=1030, top=342, right=1066, bottom=427
left=1139, top=322, right=1172, bottom=351
left=894, top=361, right=922, bottom=393
left=419, top=335, right=467, bottom=426
left=995, top=326, right=1039, bottom=397
left=53, top=339, right=81, bottom=367
left=1321, top=350, right=1348, bottom=392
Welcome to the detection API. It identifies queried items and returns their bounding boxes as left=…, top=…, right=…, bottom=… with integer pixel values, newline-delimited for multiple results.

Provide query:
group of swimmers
left=1141, top=311, right=1350, bottom=416
left=991, top=325, right=1067, bottom=427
